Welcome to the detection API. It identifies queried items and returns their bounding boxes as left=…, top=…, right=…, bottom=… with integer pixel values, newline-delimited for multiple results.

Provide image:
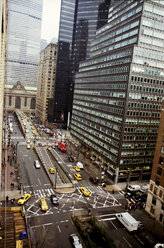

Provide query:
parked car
left=127, top=185, right=140, bottom=192
left=68, top=156, right=74, bottom=162
left=70, top=234, right=83, bottom=248
left=50, top=194, right=59, bottom=205
left=34, top=160, right=40, bottom=169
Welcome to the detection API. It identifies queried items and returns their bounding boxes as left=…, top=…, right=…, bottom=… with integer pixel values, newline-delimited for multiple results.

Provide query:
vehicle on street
left=70, top=234, right=83, bottom=248
left=49, top=167, right=55, bottom=174
left=34, top=160, right=40, bottom=169
left=68, top=156, right=74, bottom=162
left=116, top=212, right=142, bottom=232
left=89, top=177, right=99, bottom=184
left=57, top=142, right=67, bottom=152
left=73, top=173, right=82, bottom=181
left=73, top=165, right=80, bottom=172
left=35, top=136, right=39, bottom=140
left=31, top=127, right=35, bottom=130
left=32, top=131, right=35, bottom=134
left=40, top=197, right=48, bottom=211
left=80, top=187, right=90, bottom=196
left=50, top=194, right=59, bottom=205
left=17, top=194, right=31, bottom=205
left=27, top=139, right=30, bottom=143
left=27, top=144, right=31, bottom=149
left=127, top=185, right=140, bottom=192
left=154, top=244, right=164, bottom=248
left=76, top=162, right=83, bottom=169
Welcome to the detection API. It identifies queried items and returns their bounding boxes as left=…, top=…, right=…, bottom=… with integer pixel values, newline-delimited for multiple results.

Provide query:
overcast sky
left=41, top=0, right=61, bottom=42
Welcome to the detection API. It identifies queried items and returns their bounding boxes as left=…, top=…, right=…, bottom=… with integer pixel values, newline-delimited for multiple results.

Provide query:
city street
left=5, top=113, right=159, bottom=248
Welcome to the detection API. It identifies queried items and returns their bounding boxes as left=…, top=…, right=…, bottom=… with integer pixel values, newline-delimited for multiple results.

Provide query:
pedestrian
left=8, top=155, right=10, bottom=162
left=10, top=171, right=13, bottom=176
left=6, top=196, right=9, bottom=203
left=112, top=189, right=115, bottom=194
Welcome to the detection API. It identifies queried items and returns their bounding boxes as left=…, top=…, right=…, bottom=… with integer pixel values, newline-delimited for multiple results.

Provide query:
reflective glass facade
left=51, top=0, right=109, bottom=126
left=71, top=0, right=164, bottom=183
left=5, top=0, right=43, bottom=87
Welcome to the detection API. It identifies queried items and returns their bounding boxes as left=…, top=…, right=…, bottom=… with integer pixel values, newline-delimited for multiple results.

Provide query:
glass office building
left=51, top=0, right=110, bottom=127
left=5, top=0, right=43, bottom=87
left=71, top=0, right=164, bottom=183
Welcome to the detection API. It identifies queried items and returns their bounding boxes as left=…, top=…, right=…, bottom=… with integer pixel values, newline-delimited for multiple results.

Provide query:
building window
left=159, top=157, right=164, bottom=165
left=24, top=97, right=27, bottom=107
left=152, top=196, right=156, bottom=205
left=161, top=203, right=164, bottom=211
left=159, top=213, right=163, bottom=222
left=154, top=187, right=158, bottom=195
left=150, top=205, right=155, bottom=214
left=9, top=96, right=12, bottom=106
left=157, top=167, right=162, bottom=176
left=30, top=98, right=36, bottom=109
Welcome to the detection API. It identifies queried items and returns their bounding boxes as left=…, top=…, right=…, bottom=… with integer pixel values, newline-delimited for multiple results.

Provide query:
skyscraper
left=71, top=0, right=164, bottom=183
left=5, top=0, right=43, bottom=87
left=0, top=0, right=7, bottom=190
left=51, top=0, right=110, bottom=127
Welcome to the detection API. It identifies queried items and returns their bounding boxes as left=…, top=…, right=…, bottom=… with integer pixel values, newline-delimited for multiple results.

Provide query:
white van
left=34, top=160, right=40, bottom=169
left=116, top=212, right=141, bottom=232
left=127, top=185, right=140, bottom=192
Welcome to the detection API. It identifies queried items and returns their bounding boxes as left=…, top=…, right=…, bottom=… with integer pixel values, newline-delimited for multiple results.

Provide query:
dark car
left=68, top=156, right=74, bottom=162
left=89, top=177, right=99, bottom=184
left=50, top=194, right=59, bottom=205
left=70, top=234, right=82, bottom=248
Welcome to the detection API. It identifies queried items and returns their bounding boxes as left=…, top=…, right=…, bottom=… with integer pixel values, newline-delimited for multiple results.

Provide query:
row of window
left=128, top=101, right=161, bottom=110
left=72, top=110, right=121, bottom=134
left=124, top=127, right=158, bottom=133
left=75, top=83, right=127, bottom=90
left=122, top=143, right=155, bottom=149
left=72, top=105, right=122, bottom=124
left=129, top=93, right=163, bottom=102
left=121, top=150, right=154, bottom=157
left=125, top=118, right=159, bottom=125
left=130, top=84, right=163, bottom=94
left=127, top=110, right=160, bottom=118
left=79, top=49, right=132, bottom=69
left=79, top=58, right=131, bottom=73
left=120, top=157, right=152, bottom=165
left=77, top=66, right=129, bottom=78
left=131, top=75, right=164, bottom=85
left=76, top=75, right=128, bottom=84
left=74, top=97, right=125, bottom=107
left=123, top=135, right=157, bottom=141
left=74, top=90, right=126, bottom=98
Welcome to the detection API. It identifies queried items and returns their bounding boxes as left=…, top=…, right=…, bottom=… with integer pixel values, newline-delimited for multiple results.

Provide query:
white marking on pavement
left=23, top=185, right=33, bottom=188
left=109, top=219, right=117, bottom=230
left=123, top=236, right=132, bottom=247
left=57, top=225, right=61, bottom=232
left=38, top=178, right=41, bottom=185
left=99, top=217, right=116, bottom=221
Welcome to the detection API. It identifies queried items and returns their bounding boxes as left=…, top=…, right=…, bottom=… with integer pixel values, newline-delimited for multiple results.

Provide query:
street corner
left=104, top=184, right=122, bottom=192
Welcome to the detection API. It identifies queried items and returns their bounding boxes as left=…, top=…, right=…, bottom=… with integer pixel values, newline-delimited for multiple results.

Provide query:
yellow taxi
left=73, top=173, right=82, bottom=181
left=40, top=197, right=48, bottom=211
left=46, top=136, right=49, bottom=140
left=49, top=167, right=55, bottom=174
left=32, top=131, right=35, bottom=134
left=73, top=165, right=80, bottom=172
left=31, top=127, right=35, bottom=130
left=80, top=187, right=90, bottom=196
left=27, top=143, right=31, bottom=149
left=27, top=139, right=30, bottom=143
left=17, top=194, right=31, bottom=205
left=35, top=136, right=39, bottom=140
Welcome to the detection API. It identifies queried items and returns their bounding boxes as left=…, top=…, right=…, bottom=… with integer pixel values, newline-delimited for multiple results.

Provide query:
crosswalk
left=24, top=188, right=55, bottom=198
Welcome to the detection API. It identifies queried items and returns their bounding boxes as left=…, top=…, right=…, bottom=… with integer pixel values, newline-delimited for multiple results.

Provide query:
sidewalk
left=0, top=144, right=21, bottom=204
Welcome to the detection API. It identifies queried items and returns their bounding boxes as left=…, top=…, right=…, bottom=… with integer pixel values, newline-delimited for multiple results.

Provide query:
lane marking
left=38, top=178, right=41, bottom=185
left=99, top=217, right=116, bottom=221
left=109, top=219, right=117, bottom=230
left=57, top=225, right=61, bottom=232
left=123, top=236, right=132, bottom=248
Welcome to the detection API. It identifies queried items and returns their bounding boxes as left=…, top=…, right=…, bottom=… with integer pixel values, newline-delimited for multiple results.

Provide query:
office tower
left=0, top=0, right=7, bottom=190
left=71, top=0, right=164, bottom=183
left=51, top=0, right=110, bottom=127
left=36, top=43, right=58, bottom=124
left=146, top=100, right=164, bottom=225
left=5, top=0, right=43, bottom=87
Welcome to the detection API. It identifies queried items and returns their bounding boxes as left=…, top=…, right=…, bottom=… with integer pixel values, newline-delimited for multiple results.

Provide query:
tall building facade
left=145, top=100, right=164, bottom=225
left=71, top=0, right=164, bottom=183
left=5, top=0, right=43, bottom=87
left=0, top=0, right=7, bottom=190
left=51, top=0, right=110, bottom=127
left=36, top=43, right=58, bottom=124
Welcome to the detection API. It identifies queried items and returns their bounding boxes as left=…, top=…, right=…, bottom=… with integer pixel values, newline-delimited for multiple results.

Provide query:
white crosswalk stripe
left=24, top=188, right=55, bottom=198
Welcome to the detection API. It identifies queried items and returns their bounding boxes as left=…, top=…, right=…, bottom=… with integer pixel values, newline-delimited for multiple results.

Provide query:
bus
left=57, top=142, right=67, bottom=152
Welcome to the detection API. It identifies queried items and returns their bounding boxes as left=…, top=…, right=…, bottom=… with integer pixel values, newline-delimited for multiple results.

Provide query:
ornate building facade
left=4, top=81, right=36, bottom=115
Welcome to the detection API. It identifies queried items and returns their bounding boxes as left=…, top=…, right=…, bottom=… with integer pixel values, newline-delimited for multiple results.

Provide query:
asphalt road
left=8, top=113, right=157, bottom=248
